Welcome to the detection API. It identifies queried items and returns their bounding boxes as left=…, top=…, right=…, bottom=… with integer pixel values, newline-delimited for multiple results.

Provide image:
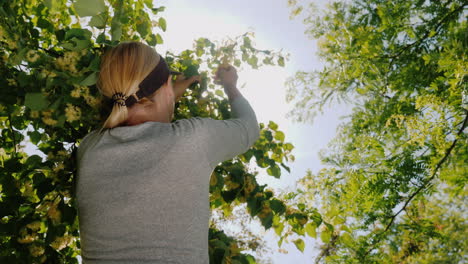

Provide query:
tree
left=286, top=0, right=467, bottom=262
left=0, top=1, right=311, bottom=263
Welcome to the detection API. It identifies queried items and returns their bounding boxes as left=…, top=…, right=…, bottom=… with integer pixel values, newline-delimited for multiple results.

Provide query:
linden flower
left=29, top=244, right=45, bottom=257
left=7, top=78, right=17, bottom=86
left=26, top=221, right=42, bottom=232
left=1, top=52, right=9, bottom=62
left=70, top=86, right=81, bottom=98
left=17, top=228, right=38, bottom=244
left=85, top=95, right=101, bottom=108
left=17, top=234, right=37, bottom=244
left=41, top=69, right=57, bottom=78
left=57, top=150, right=68, bottom=158
left=56, top=51, right=79, bottom=74
left=0, top=148, right=6, bottom=157
left=8, top=39, right=18, bottom=49
left=42, top=116, right=57, bottom=126
left=47, top=205, right=61, bottom=225
left=50, top=234, right=74, bottom=251
left=21, top=180, right=36, bottom=200
left=42, top=110, right=58, bottom=126
left=65, top=103, right=81, bottom=122
left=30, top=110, right=40, bottom=118
left=47, top=151, right=55, bottom=160
left=26, top=50, right=40, bottom=63
left=52, top=162, right=65, bottom=174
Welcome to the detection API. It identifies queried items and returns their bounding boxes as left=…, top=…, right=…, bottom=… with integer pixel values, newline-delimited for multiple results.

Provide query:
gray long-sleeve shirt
left=76, top=95, right=260, bottom=264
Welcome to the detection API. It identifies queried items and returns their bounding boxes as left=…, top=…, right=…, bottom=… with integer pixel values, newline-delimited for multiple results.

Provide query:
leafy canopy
left=286, top=0, right=467, bottom=262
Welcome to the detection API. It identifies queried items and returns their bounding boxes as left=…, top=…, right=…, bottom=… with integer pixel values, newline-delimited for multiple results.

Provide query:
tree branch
left=363, top=110, right=468, bottom=257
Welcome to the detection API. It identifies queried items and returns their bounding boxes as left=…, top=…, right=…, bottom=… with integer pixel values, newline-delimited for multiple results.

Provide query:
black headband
left=115, top=55, right=180, bottom=107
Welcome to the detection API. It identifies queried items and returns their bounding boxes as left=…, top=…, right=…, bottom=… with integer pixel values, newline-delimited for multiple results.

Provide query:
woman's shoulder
left=172, top=117, right=223, bottom=132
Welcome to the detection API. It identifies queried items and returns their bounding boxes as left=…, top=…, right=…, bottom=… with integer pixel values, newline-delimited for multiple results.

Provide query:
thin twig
left=362, top=110, right=468, bottom=257
left=7, top=113, right=17, bottom=155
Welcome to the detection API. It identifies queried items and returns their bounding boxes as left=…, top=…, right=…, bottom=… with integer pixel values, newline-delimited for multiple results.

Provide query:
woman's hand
left=172, top=74, right=201, bottom=102
left=213, top=65, right=241, bottom=100
left=213, top=65, right=238, bottom=90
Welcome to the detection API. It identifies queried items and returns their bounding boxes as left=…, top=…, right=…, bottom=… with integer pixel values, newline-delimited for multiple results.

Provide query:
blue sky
left=157, top=0, right=351, bottom=263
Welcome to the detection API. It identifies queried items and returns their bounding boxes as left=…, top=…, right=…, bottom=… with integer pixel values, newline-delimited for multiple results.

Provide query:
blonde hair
left=97, top=41, right=160, bottom=129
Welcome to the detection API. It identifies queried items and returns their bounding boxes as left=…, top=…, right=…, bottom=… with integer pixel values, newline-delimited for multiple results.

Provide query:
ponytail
left=97, top=41, right=159, bottom=129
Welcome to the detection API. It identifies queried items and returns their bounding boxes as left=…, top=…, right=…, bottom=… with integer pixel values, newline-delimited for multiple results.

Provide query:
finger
left=175, top=73, right=186, bottom=81
left=192, top=75, right=202, bottom=82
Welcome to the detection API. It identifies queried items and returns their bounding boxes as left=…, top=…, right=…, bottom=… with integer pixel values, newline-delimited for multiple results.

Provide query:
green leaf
left=158, top=17, right=167, bottom=32
left=260, top=212, right=274, bottom=229
left=25, top=93, right=48, bottom=110
left=156, top=33, right=163, bottom=44
left=274, top=131, right=285, bottom=142
left=321, top=227, right=332, bottom=243
left=267, top=164, right=281, bottom=178
left=44, top=0, right=60, bottom=12
left=26, top=155, right=43, bottom=167
left=37, top=17, right=54, bottom=31
left=111, top=23, right=122, bottom=41
left=80, top=72, right=98, bottom=86
left=151, top=6, right=166, bottom=14
left=283, top=143, right=294, bottom=151
left=305, top=222, right=317, bottom=238
left=89, top=13, right=107, bottom=28
left=273, top=216, right=284, bottom=236
left=215, top=90, right=224, bottom=97
left=241, top=149, right=254, bottom=162
left=277, top=56, right=285, bottom=67
left=28, top=131, right=42, bottom=145
left=247, top=197, right=262, bottom=217
left=264, top=130, right=273, bottom=141
left=341, top=225, right=351, bottom=233
left=270, top=199, right=286, bottom=214
left=340, top=233, right=354, bottom=248
left=147, top=34, right=157, bottom=46
left=74, top=0, right=106, bottom=17
left=278, top=236, right=284, bottom=247
left=64, top=28, right=93, bottom=40
left=61, top=37, right=91, bottom=51
left=245, top=255, right=256, bottom=264
left=268, top=121, right=278, bottom=130
left=293, top=238, right=305, bottom=252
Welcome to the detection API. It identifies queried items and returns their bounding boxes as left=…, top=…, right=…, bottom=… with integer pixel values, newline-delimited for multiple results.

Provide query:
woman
left=76, top=41, right=260, bottom=263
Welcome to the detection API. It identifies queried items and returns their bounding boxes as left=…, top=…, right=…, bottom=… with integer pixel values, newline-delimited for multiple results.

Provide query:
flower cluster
left=29, top=243, right=45, bottom=257
left=65, top=103, right=82, bottom=122
left=56, top=51, right=81, bottom=74
left=41, top=110, right=57, bottom=126
left=17, top=226, right=39, bottom=244
left=50, top=234, right=74, bottom=251
left=7, top=78, right=17, bottom=86
left=70, top=85, right=101, bottom=108
left=47, top=204, right=61, bottom=225
left=21, top=180, right=40, bottom=203
left=40, top=68, right=58, bottom=79
left=26, top=49, right=40, bottom=63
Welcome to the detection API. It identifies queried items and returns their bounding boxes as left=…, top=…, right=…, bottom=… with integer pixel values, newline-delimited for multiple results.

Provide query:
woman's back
left=76, top=96, right=260, bottom=263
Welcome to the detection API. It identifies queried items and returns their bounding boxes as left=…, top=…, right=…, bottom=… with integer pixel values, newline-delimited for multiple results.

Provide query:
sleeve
left=199, top=95, right=260, bottom=168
